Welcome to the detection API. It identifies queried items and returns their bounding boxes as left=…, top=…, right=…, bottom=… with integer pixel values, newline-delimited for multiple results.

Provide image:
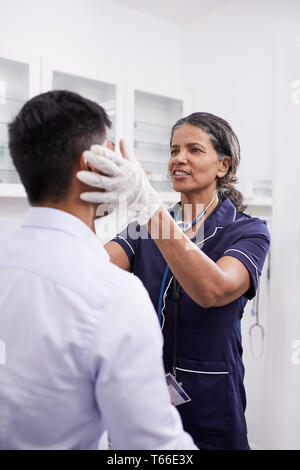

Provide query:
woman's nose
left=174, top=150, right=188, bottom=163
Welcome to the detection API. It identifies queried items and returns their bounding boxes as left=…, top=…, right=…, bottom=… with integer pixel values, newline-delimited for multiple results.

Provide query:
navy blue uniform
left=112, top=197, right=270, bottom=450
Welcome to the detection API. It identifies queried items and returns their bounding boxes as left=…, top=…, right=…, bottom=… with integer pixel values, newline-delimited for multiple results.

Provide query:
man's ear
left=217, top=156, right=231, bottom=179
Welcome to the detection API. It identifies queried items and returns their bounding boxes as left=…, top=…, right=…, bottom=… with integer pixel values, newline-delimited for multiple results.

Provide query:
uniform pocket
left=175, top=357, right=229, bottom=435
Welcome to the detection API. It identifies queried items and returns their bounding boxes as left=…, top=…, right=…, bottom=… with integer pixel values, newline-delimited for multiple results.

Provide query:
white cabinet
left=54, top=72, right=117, bottom=144
left=0, top=48, right=40, bottom=197
left=243, top=179, right=272, bottom=218
left=41, top=61, right=125, bottom=151
left=0, top=51, right=192, bottom=206
left=126, top=84, right=192, bottom=204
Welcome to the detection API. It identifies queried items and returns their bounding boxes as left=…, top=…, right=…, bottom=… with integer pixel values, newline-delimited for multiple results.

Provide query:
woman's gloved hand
left=76, top=140, right=162, bottom=226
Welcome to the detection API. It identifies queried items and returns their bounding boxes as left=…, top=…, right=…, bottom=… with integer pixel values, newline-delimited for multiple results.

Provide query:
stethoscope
left=157, top=192, right=218, bottom=326
left=248, top=250, right=270, bottom=359
left=249, top=279, right=265, bottom=359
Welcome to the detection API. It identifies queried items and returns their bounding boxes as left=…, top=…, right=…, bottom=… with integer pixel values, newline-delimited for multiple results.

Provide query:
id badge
left=165, top=373, right=192, bottom=407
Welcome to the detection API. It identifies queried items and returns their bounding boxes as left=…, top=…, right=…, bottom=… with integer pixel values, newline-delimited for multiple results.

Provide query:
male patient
left=0, top=91, right=196, bottom=450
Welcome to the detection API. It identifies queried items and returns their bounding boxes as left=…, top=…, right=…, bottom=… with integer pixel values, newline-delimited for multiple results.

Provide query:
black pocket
left=175, top=357, right=229, bottom=435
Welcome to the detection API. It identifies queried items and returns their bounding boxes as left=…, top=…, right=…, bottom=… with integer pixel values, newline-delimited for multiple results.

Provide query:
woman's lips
left=172, top=171, right=191, bottom=180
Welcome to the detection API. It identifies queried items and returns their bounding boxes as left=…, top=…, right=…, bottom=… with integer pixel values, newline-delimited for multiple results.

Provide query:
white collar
left=22, top=207, right=109, bottom=261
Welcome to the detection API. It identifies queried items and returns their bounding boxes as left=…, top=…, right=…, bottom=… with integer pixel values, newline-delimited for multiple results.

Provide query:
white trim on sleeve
left=223, top=248, right=259, bottom=284
left=232, top=206, right=237, bottom=222
left=176, top=367, right=229, bottom=375
left=115, top=236, right=135, bottom=255
left=195, top=226, right=223, bottom=247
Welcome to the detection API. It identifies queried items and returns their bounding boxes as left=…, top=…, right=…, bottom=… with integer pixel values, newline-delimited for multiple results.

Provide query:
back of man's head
left=9, top=90, right=111, bottom=204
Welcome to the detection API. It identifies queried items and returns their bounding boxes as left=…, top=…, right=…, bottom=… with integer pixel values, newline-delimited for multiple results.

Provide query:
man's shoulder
left=0, top=226, right=137, bottom=309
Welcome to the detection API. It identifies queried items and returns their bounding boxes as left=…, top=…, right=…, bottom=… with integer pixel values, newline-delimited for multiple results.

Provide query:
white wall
left=182, top=0, right=300, bottom=449
left=182, top=0, right=278, bottom=188
left=0, top=0, right=183, bottom=89
left=182, top=0, right=300, bottom=189
left=0, top=0, right=184, bottom=226
left=265, top=40, right=300, bottom=450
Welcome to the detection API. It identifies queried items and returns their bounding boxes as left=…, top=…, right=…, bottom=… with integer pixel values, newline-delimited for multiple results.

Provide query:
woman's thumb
left=119, top=139, right=135, bottom=161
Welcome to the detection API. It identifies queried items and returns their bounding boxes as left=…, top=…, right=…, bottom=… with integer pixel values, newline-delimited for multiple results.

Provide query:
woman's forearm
left=147, top=206, right=230, bottom=308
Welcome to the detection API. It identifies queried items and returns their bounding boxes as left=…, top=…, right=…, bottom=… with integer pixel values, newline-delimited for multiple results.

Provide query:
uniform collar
left=213, top=196, right=237, bottom=228
left=22, top=207, right=109, bottom=261
left=169, top=197, right=237, bottom=244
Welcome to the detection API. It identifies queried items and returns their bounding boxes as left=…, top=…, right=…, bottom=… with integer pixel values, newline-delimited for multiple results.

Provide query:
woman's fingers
left=119, top=139, right=130, bottom=160
left=83, top=151, right=121, bottom=176
left=119, top=139, right=136, bottom=162
left=77, top=170, right=119, bottom=190
left=89, top=145, right=124, bottom=165
left=80, top=191, right=119, bottom=204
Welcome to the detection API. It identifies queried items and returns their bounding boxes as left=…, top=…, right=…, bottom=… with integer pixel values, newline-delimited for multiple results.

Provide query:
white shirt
left=0, top=208, right=197, bottom=450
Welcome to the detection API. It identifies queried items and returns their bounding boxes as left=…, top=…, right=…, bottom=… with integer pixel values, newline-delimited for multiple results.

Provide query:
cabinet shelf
left=133, top=91, right=183, bottom=193
left=0, top=169, right=20, bottom=184
left=134, top=120, right=171, bottom=132
left=134, top=140, right=169, bottom=151
left=0, top=183, right=25, bottom=197
left=139, top=158, right=167, bottom=166
left=2, top=97, right=25, bottom=104
left=244, top=196, right=272, bottom=207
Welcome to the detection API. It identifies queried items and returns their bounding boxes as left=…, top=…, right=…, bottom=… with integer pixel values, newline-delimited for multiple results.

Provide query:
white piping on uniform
left=195, top=227, right=223, bottom=247
left=232, top=206, right=237, bottom=222
left=161, top=275, right=174, bottom=331
left=176, top=367, right=229, bottom=375
left=115, top=235, right=135, bottom=255
left=224, top=248, right=259, bottom=284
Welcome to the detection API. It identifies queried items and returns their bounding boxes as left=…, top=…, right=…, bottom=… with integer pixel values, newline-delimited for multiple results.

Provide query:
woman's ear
left=217, top=156, right=231, bottom=179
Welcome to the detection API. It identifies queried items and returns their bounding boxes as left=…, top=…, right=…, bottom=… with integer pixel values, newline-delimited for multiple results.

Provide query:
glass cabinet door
left=52, top=71, right=117, bottom=147
left=0, top=58, right=29, bottom=184
left=134, top=90, right=183, bottom=192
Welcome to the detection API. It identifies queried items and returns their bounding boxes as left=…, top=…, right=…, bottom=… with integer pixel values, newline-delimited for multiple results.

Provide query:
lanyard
left=157, top=192, right=218, bottom=325
left=171, top=278, right=180, bottom=378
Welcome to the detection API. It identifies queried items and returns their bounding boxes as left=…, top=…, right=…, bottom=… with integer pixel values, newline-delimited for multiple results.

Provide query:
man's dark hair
left=8, top=90, right=111, bottom=203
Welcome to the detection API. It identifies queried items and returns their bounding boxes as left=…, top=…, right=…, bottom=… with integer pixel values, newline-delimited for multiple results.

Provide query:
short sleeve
left=110, top=221, right=139, bottom=268
left=222, top=218, right=270, bottom=300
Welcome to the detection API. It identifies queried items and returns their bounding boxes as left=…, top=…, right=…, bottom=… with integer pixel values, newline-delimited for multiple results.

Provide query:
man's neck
left=33, top=198, right=97, bottom=233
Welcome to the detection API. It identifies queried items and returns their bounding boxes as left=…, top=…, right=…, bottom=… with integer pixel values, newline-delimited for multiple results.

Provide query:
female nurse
left=77, top=112, right=271, bottom=450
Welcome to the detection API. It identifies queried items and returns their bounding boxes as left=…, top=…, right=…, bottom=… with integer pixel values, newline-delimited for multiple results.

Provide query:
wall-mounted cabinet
left=0, top=48, right=40, bottom=197
left=243, top=179, right=272, bottom=219
left=0, top=50, right=191, bottom=205
left=125, top=84, right=192, bottom=204
left=52, top=72, right=117, bottom=146
left=41, top=60, right=125, bottom=153
left=134, top=92, right=182, bottom=192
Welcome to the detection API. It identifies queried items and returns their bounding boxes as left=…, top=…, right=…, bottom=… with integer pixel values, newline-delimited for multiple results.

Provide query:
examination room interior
left=0, top=0, right=299, bottom=450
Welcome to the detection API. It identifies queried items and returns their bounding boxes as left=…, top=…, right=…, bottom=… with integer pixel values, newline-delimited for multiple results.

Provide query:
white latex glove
left=77, top=140, right=162, bottom=226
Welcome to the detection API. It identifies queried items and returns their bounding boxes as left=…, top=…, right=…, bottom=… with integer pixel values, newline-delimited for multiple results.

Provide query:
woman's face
left=168, top=124, right=230, bottom=195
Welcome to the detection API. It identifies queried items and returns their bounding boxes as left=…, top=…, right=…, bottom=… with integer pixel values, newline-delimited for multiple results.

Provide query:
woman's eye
left=192, top=148, right=200, bottom=153
left=170, top=149, right=179, bottom=156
